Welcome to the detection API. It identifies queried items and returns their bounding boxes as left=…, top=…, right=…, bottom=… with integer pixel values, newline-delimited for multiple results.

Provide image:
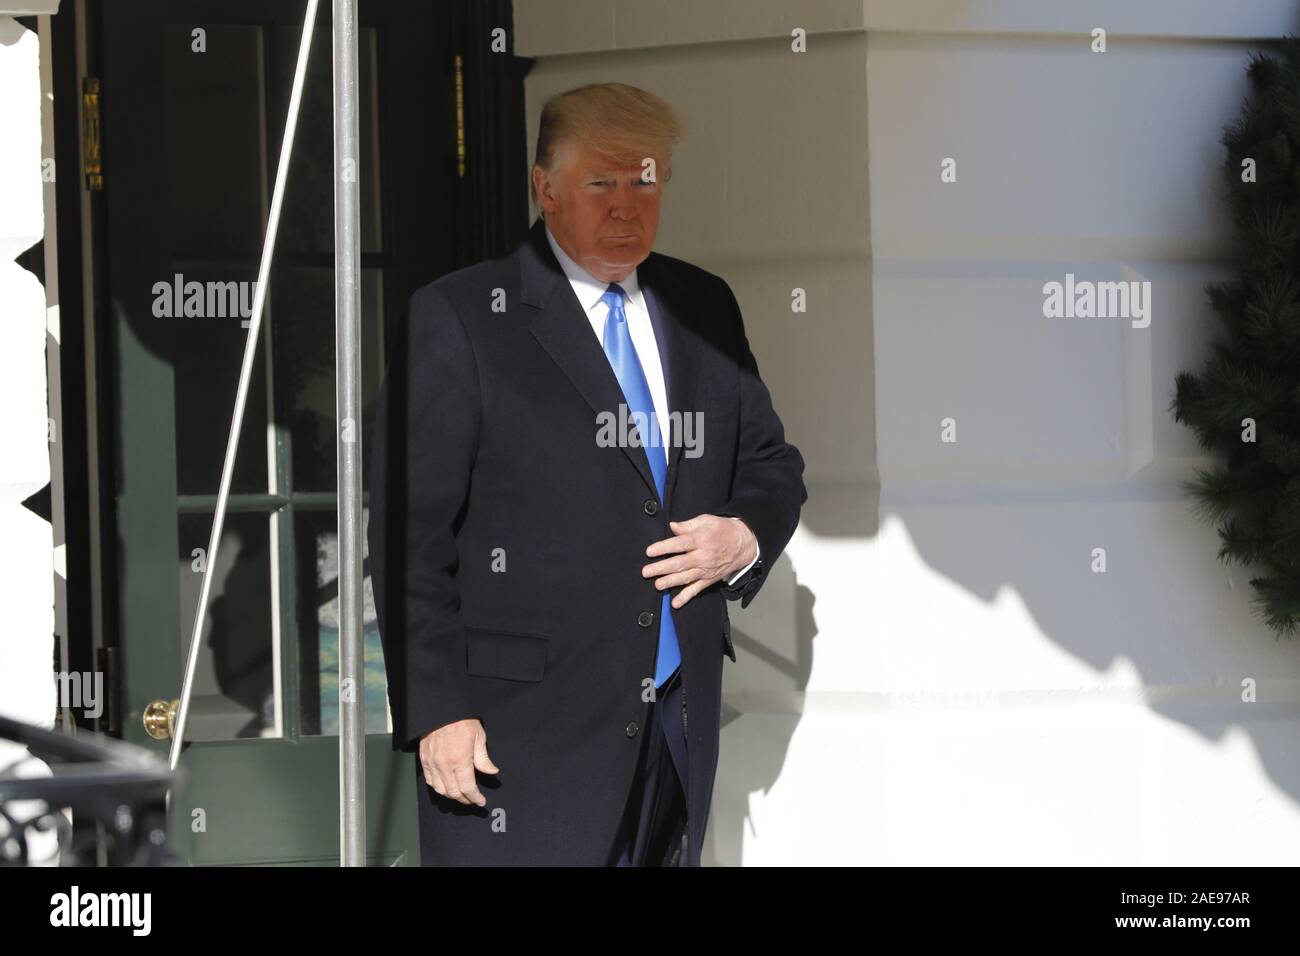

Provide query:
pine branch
left=1173, top=38, right=1300, bottom=641
left=1249, top=576, right=1300, bottom=638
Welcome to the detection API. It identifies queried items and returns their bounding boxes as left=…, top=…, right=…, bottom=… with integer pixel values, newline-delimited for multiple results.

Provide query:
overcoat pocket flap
left=465, top=627, right=549, bottom=682
left=721, top=614, right=736, bottom=662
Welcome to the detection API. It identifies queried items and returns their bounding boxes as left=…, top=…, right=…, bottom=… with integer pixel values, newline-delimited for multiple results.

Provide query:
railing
left=0, top=716, right=178, bottom=866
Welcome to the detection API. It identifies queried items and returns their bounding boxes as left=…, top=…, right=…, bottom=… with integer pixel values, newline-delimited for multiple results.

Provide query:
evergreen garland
left=1172, top=40, right=1300, bottom=638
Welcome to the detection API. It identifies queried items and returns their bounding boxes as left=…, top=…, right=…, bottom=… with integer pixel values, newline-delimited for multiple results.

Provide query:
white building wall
left=0, top=1, right=60, bottom=865
left=513, top=0, right=1300, bottom=865
left=0, top=9, right=56, bottom=728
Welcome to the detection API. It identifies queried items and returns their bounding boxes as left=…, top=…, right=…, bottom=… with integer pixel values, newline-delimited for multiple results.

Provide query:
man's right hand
left=418, top=718, right=499, bottom=807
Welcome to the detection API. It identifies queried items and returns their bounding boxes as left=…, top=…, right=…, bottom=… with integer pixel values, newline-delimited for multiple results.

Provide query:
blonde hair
left=531, top=83, right=685, bottom=203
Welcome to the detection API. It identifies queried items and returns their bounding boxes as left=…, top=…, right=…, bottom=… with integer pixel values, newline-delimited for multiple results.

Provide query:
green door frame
left=95, top=0, right=530, bottom=865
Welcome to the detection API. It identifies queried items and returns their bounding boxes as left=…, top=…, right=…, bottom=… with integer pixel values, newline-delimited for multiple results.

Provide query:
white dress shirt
left=544, top=224, right=758, bottom=586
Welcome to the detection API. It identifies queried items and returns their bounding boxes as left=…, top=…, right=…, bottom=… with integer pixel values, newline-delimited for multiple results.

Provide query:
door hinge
left=96, top=645, right=120, bottom=736
left=82, top=76, right=103, bottom=192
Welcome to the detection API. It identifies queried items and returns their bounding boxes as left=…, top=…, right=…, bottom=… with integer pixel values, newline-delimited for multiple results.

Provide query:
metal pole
left=333, top=0, right=366, bottom=866
left=169, top=0, right=320, bottom=774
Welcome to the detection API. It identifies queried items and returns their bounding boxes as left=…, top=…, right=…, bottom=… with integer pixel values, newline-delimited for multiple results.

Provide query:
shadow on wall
left=705, top=574, right=819, bottom=868
left=876, top=483, right=1300, bottom=798
left=700, top=483, right=875, bottom=866
left=705, top=440, right=1300, bottom=865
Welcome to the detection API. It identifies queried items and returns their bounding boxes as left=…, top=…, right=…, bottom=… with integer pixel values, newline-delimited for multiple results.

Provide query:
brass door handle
left=143, top=698, right=180, bottom=740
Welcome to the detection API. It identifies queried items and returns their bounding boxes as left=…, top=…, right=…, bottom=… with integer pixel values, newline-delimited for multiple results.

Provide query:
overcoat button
left=626, top=721, right=640, bottom=737
left=643, top=498, right=659, bottom=516
left=637, top=611, right=655, bottom=628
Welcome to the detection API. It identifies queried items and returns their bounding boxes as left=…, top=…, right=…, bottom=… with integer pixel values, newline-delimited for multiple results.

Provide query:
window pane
left=170, top=267, right=270, bottom=495
left=162, top=22, right=271, bottom=497
left=295, top=509, right=388, bottom=737
left=177, top=512, right=278, bottom=740
left=273, top=267, right=383, bottom=492
left=274, top=25, right=383, bottom=254
left=163, top=24, right=266, bottom=257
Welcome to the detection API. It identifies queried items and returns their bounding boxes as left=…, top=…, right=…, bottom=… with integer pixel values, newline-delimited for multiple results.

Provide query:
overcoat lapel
left=521, top=218, right=703, bottom=510
left=640, top=256, right=702, bottom=509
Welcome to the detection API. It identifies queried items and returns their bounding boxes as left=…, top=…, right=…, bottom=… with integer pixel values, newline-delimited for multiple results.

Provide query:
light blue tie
left=600, top=283, right=681, bottom=687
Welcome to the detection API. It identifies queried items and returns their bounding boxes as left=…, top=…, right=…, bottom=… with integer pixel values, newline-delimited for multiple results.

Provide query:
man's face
left=532, top=139, right=664, bottom=282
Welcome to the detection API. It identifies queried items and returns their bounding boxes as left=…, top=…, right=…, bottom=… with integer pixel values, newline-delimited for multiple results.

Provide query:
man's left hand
left=643, top=514, right=758, bottom=608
